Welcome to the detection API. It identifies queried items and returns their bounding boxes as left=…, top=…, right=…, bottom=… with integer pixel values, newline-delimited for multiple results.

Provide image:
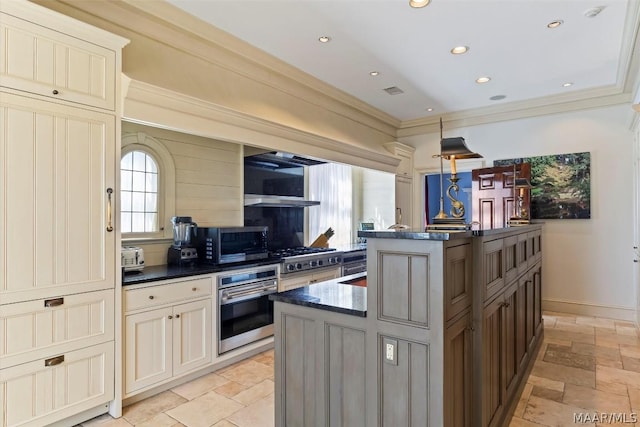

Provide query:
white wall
left=401, top=105, right=636, bottom=320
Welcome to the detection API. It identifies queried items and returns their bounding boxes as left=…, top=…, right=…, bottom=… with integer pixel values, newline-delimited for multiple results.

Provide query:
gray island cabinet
left=271, top=225, right=543, bottom=427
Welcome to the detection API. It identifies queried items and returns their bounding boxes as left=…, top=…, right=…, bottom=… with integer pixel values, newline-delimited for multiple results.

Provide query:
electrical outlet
left=386, top=343, right=394, bottom=361
left=383, top=338, right=398, bottom=365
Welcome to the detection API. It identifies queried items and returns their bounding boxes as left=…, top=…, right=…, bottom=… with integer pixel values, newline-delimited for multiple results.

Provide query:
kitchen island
left=271, top=225, right=543, bottom=427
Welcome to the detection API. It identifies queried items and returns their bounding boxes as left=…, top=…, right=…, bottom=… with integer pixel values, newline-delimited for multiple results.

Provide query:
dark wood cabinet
left=445, top=310, right=473, bottom=427
left=482, top=295, right=506, bottom=427
left=475, top=226, right=544, bottom=427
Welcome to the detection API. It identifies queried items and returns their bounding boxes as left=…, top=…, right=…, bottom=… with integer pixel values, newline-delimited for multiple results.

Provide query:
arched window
left=121, top=132, right=175, bottom=239
left=121, top=150, right=159, bottom=233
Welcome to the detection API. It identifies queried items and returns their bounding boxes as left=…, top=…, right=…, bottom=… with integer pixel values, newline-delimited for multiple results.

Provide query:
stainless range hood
left=244, top=194, right=321, bottom=208
left=244, top=151, right=323, bottom=208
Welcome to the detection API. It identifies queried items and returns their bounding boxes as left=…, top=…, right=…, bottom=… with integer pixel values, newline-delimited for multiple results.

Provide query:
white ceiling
left=166, top=0, right=639, bottom=122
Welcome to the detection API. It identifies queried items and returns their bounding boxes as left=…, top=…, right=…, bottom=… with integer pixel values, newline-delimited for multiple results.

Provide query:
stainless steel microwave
left=195, top=226, right=269, bottom=265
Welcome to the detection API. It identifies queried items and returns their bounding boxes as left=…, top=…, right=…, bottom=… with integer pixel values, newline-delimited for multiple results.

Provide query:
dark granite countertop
left=270, top=272, right=367, bottom=317
left=358, top=224, right=542, bottom=240
left=122, top=259, right=281, bottom=286
left=358, top=228, right=473, bottom=240
left=330, top=243, right=367, bottom=253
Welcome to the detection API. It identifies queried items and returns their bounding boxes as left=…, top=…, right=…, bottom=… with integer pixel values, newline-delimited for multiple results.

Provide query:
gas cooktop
left=270, top=247, right=336, bottom=259
left=271, top=247, right=342, bottom=274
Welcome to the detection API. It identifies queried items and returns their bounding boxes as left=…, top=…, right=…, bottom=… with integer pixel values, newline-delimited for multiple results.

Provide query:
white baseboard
left=543, top=298, right=636, bottom=322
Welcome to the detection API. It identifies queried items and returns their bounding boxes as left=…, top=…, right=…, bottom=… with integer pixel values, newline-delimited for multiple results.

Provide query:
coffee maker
left=167, top=216, right=199, bottom=266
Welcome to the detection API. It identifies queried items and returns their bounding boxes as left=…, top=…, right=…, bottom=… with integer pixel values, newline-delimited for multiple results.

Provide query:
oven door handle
left=220, top=283, right=277, bottom=304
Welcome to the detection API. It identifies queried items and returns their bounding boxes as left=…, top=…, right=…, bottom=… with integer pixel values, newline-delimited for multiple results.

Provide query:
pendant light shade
left=440, top=137, right=483, bottom=160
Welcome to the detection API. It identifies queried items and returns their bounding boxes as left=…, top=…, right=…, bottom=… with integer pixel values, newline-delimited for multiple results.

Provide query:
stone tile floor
left=80, top=312, right=640, bottom=427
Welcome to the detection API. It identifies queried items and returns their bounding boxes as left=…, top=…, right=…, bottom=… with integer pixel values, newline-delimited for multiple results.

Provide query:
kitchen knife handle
left=106, top=188, right=114, bottom=232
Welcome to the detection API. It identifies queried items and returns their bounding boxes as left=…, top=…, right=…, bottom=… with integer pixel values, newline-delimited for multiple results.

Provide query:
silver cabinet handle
left=45, top=355, right=64, bottom=367
left=44, top=297, right=64, bottom=307
left=106, top=188, right=114, bottom=232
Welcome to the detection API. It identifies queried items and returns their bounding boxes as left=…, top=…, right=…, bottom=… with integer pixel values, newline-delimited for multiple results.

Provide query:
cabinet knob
left=168, top=315, right=173, bottom=319
left=176, top=314, right=180, bottom=318
left=192, top=287, right=197, bottom=291
left=52, top=89, right=59, bottom=95
left=148, top=295, right=154, bottom=300
left=502, top=302, right=511, bottom=308
left=466, top=325, right=475, bottom=332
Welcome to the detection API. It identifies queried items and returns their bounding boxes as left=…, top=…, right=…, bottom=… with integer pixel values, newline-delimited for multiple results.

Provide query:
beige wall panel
left=30, top=1, right=397, bottom=159
left=121, top=122, right=243, bottom=230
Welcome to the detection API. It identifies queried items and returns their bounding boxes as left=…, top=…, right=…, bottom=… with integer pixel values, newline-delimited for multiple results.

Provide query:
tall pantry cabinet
left=0, top=2, right=128, bottom=426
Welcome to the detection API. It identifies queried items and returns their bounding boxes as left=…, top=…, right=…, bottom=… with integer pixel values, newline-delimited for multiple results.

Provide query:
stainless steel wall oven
left=217, top=265, right=278, bottom=354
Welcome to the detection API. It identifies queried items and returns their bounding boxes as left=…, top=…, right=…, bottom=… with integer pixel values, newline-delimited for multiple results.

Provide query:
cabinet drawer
left=0, top=289, right=114, bottom=369
left=125, top=277, right=213, bottom=312
left=0, top=341, right=114, bottom=427
left=0, top=13, right=116, bottom=110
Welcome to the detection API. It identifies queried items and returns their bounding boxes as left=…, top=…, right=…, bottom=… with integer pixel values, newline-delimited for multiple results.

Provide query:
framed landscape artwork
left=494, top=152, right=591, bottom=219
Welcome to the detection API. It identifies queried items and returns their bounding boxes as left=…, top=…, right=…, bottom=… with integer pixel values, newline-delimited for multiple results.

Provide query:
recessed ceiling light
left=547, top=20, right=564, bottom=28
left=426, top=108, right=434, bottom=112
left=409, top=0, right=430, bottom=8
left=563, top=82, right=573, bottom=87
left=490, top=95, right=506, bottom=101
left=476, top=76, right=491, bottom=84
left=370, top=71, right=379, bottom=76
left=318, top=36, right=331, bottom=43
left=451, top=46, right=469, bottom=55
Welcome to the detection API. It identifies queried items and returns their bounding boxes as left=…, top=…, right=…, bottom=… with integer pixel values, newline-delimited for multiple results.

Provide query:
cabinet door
left=532, top=265, right=542, bottom=336
left=0, top=289, right=114, bottom=368
left=444, top=311, right=472, bottom=427
left=503, top=284, right=519, bottom=398
left=0, top=94, right=115, bottom=304
left=524, top=273, right=535, bottom=350
left=0, top=13, right=116, bottom=110
left=395, top=175, right=412, bottom=227
left=173, top=299, right=212, bottom=377
left=0, top=341, right=114, bottom=427
left=482, top=297, right=506, bottom=427
left=125, top=308, right=173, bottom=394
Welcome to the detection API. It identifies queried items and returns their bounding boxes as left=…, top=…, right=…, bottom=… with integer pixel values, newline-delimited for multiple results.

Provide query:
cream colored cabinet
left=0, top=342, right=115, bottom=427
left=385, top=142, right=415, bottom=228
left=124, top=277, right=213, bottom=395
left=395, top=175, right=413, bottom=227
left=0, top=289, right=114, bottom=369
left=279, top=266, right=342, bottom=292
left=0, top=93, right=116, bottom=305
left=0, top=8, right=117, bottom=110
left=0, top=1, right=127, bottom=425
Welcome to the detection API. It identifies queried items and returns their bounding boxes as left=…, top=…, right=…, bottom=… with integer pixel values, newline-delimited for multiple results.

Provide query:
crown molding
left=42, top=0, right=399, bottom=137
left=123, top=78, right=401, bottom=173
left=397, top=89, right=632, bottom=138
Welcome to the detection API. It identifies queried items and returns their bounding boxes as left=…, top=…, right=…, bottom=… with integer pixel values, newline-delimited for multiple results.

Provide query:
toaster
left=121, top=246, right=145, bottom=272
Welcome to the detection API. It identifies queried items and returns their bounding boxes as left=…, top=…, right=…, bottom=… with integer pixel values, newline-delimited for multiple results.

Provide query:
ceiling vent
left=383, top=86, right=404, bottom=95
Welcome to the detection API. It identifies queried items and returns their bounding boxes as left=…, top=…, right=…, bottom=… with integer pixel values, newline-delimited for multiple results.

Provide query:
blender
left=167, top=216, right=199, bottom=266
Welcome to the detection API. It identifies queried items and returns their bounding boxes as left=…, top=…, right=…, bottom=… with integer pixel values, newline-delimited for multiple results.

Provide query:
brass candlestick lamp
left=509, top=177, right=532, bottom=226
left=427, top=119, right=482, bottom=231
